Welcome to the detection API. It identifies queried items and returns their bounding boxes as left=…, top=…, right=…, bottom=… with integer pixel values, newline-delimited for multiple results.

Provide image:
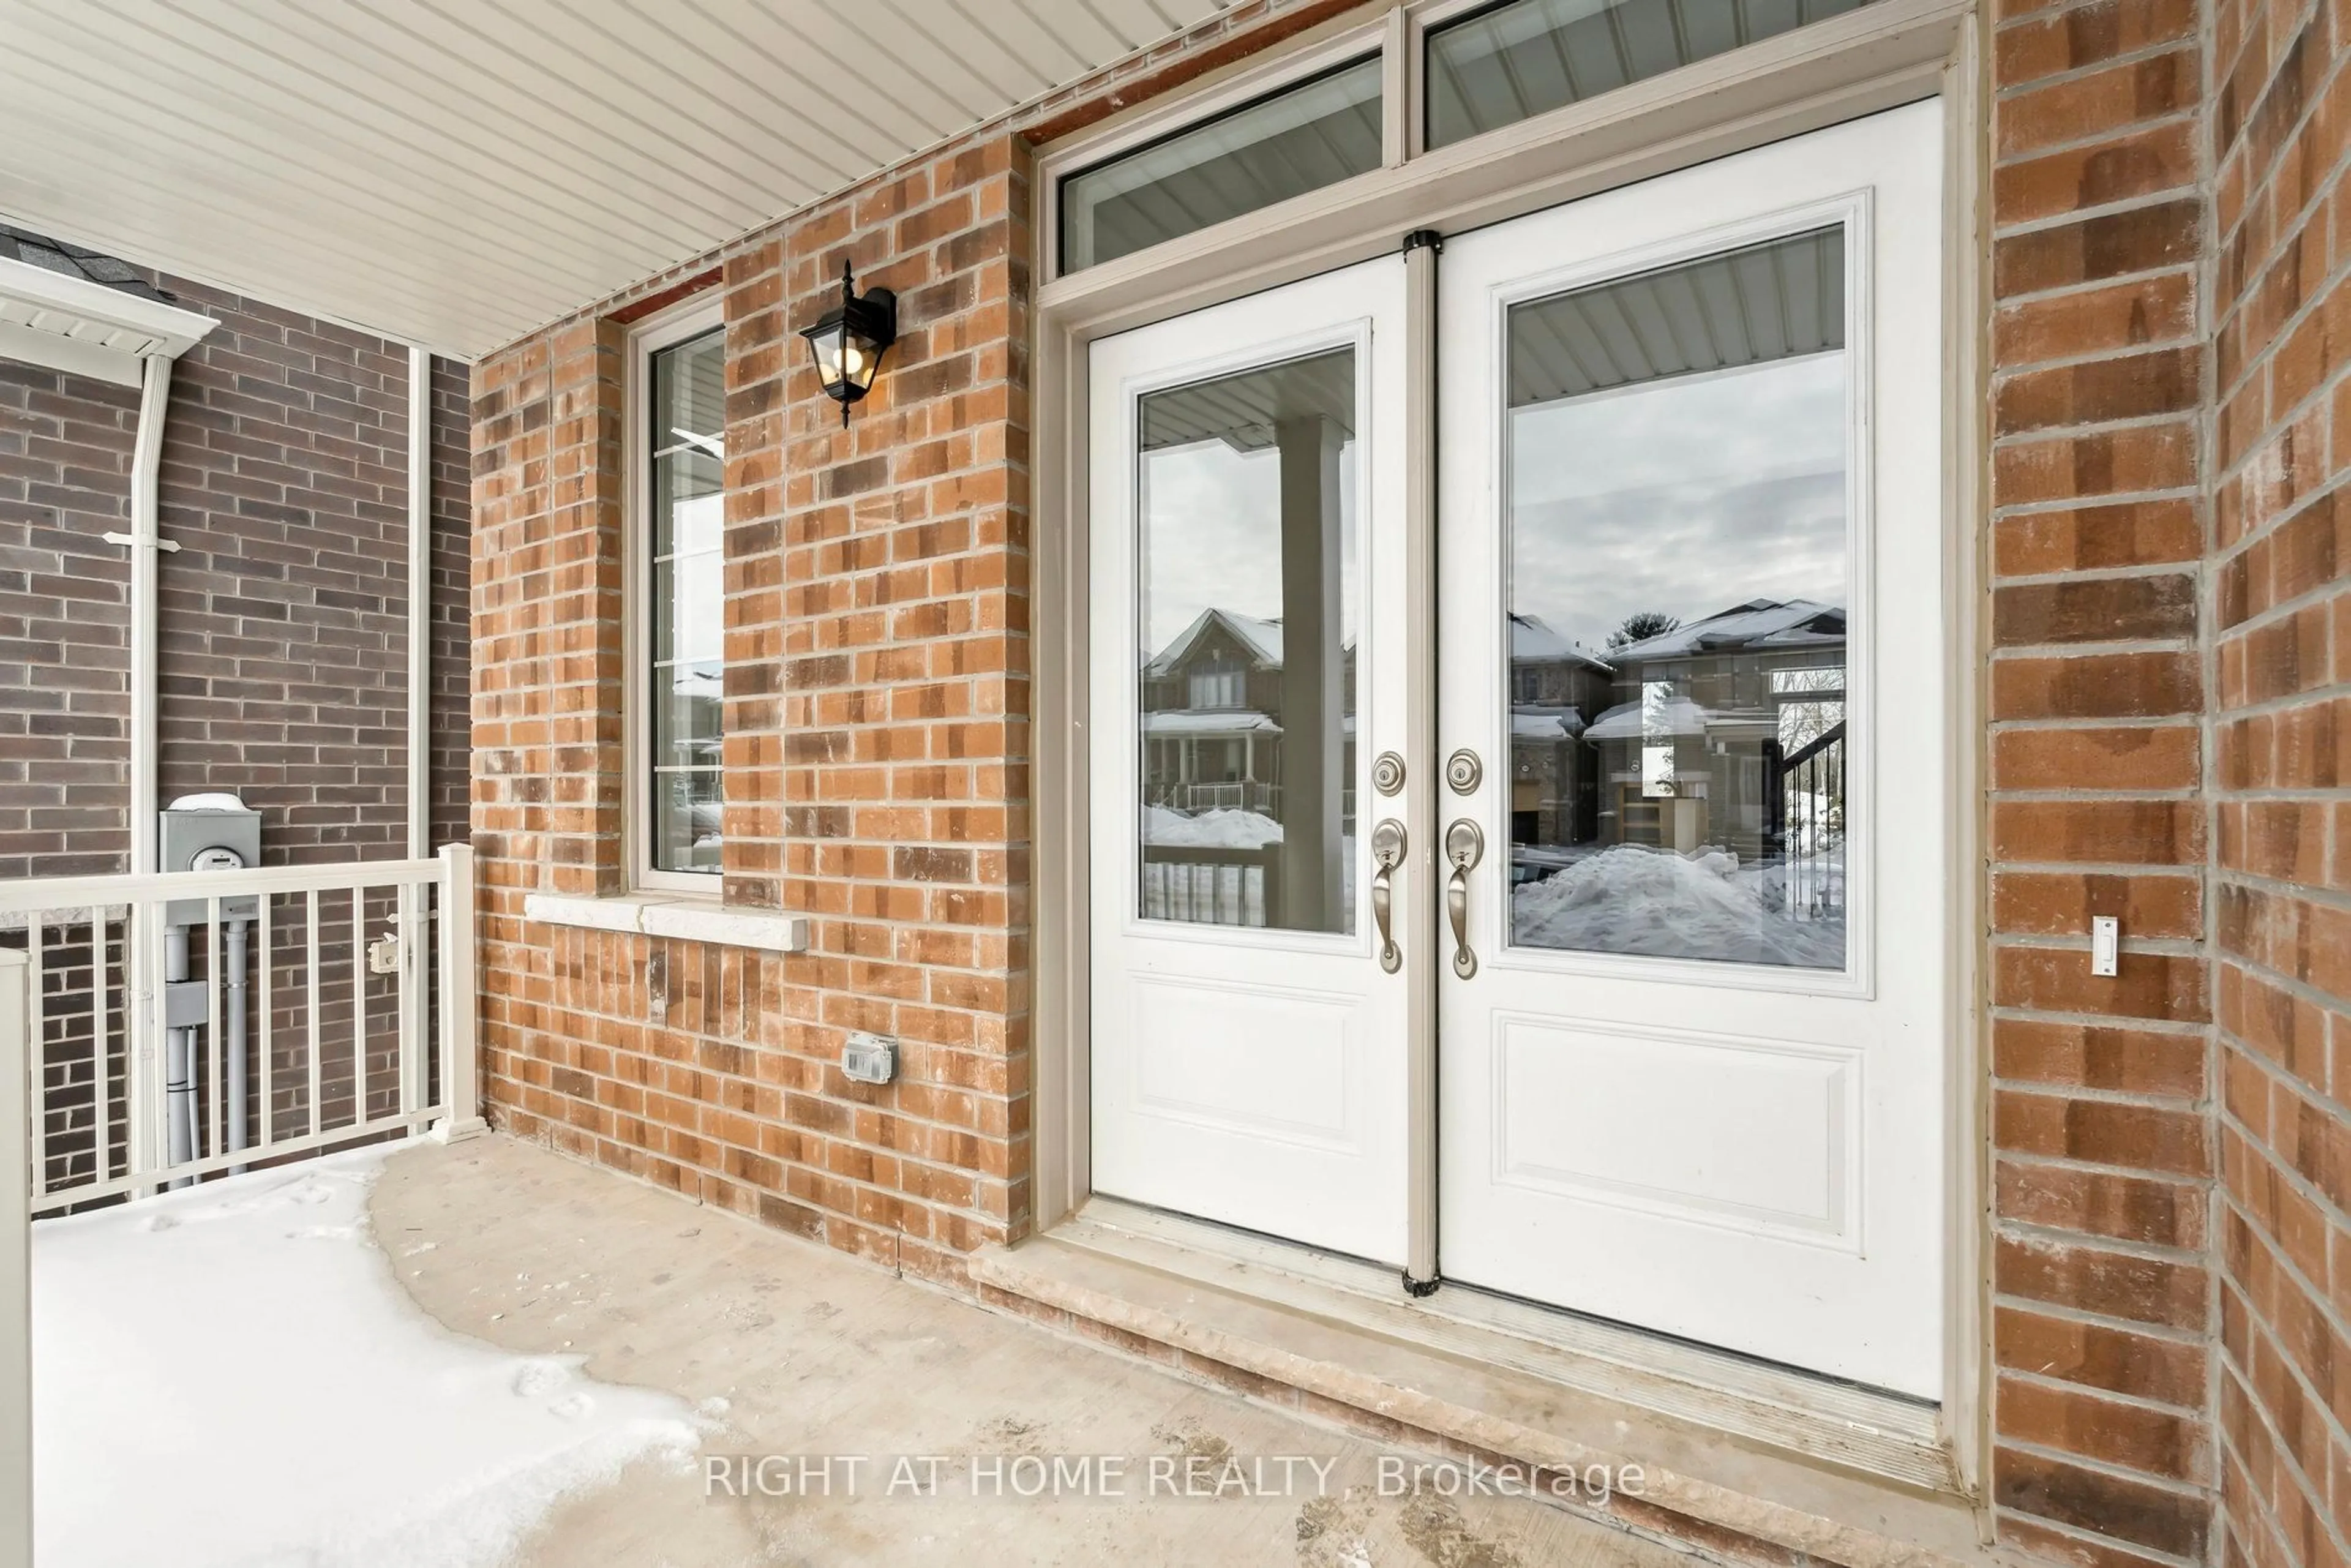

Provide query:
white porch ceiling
left=0, top=0, right=1235, bottom=360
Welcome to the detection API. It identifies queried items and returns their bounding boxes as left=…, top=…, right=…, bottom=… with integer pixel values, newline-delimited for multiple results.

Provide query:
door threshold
left=973, top=1199, right=1992, bottom=1568
left=1068, top=1197, right=1954, bottom=1491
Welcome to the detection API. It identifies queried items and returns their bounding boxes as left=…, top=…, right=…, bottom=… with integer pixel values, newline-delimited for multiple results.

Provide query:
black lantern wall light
left=800, top=260, right=897, bottom=426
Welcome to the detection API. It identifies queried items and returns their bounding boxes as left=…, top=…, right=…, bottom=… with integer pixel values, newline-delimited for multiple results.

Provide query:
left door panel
left=1089, top=257, right=1411, bottom=1263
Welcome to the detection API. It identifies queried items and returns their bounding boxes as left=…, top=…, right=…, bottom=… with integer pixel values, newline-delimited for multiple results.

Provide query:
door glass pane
left=1136, top=348, right=1360, bottom=934
left=1427, top=0, right=1873, bottom=150
left=1505, top=227, right=1848, bottom=970
left=1061, top=58, right=1383, bottom=274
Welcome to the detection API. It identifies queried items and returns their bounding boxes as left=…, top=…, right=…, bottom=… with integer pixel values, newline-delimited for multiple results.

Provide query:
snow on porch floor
left=32, top=1146, right=704, bottom=1568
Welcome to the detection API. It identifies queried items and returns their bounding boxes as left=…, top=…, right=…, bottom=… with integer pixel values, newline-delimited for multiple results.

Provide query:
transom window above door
left=1044, top=0, right=1882, bottom=279
left=1425, top=0, right=1877, bottom=149
left=1058, top=57, right=1384, bottom=274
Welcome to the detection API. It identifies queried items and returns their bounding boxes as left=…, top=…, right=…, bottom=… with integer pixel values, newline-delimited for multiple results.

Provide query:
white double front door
left=1088, top=102, right=1948, bottom=1398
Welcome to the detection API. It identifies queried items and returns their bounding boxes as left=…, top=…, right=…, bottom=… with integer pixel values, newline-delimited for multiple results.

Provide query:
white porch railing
left=1, top=843, right=481, bottom=1216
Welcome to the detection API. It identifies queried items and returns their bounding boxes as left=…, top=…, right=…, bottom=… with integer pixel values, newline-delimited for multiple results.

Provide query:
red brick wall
left=2208, top=0, right=2351, bottom=1563
left=1987, top=1, right=2216, bottom=1563
left=468, top=0, right=1348, bottom=1285
left=470, top=131, right=1035, bottom=1284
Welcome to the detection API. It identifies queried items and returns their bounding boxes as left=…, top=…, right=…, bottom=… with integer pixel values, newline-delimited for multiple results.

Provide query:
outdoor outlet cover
left=843, top=1032, right=896, bottom=1085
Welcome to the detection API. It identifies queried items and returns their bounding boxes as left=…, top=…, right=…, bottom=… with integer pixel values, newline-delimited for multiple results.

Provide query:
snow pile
left=1143, top=805, right=1284, bottom=849
left=1512, top=843, right=1845, bottom=970
left=34, top=1147, right=702, bottom=1568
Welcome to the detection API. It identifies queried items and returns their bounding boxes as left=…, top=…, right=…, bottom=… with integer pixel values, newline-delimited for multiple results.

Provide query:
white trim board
left=0, top=254, right=215, bottom=384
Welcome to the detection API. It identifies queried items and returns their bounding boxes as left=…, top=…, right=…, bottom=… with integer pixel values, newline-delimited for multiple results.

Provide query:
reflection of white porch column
left=1277, top=415, right=1344, bottom=931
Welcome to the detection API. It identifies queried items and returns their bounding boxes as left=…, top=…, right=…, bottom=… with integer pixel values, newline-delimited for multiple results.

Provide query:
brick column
left=2208, top=0, right=2351, bottom=1562
left=770, top=134, right=1035, bottom=1279
left=1986, top=1, right=2215, bottom=1562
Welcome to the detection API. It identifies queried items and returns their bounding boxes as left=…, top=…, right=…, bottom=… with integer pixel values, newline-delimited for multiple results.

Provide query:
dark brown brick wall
left=151, top=278, right=470, bottom=865
left=2, top=266, right=473, bottom=1212
left=430, top=355, right=472, bottom=851
left=1, top=286, right=471, bottom=879
left=0, top=361, right=137, bottom=879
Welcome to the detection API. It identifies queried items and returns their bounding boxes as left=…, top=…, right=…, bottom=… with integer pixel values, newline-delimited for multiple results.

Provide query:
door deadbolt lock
left=1371, top=752, right=1405, bottom=797
left=1445, top=749, right=1482, bottom=794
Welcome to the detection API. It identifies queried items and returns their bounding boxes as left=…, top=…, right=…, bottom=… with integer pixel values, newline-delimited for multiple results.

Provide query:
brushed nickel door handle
left=1444, top=818, right=1483, bottom=980
left=1370, top=819, right=1407, bottom=973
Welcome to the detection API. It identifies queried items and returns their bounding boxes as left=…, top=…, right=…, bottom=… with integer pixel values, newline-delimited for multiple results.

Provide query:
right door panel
left=1434, top=102, right=1948, bottom=1398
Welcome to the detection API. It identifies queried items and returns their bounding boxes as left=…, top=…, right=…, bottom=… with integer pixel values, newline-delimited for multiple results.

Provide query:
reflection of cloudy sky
left=662, top=495, right=725, bottom=667
left=1510, top=353, right=1846, bottom=649
left=1139, top=439, right=1360, bottom=656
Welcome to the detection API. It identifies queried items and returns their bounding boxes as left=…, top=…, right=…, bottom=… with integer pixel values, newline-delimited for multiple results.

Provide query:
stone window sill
left=522, top=891, right=809, bottom=953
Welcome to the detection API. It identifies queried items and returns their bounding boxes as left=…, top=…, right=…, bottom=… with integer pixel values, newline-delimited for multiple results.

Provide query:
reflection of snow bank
left=1512, top=843, right=1844, bottom=970
left=1144, top=806, right=1284, bottom=849
left=36, top=1147, right=703, bottom=1568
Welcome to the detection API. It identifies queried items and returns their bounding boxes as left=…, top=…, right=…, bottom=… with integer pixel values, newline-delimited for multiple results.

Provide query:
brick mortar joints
left=1990, top=1004, right=2210, bottom=1032
left=1993, top=1212, right=2214, bottom=1267
left=2211, top=1289, right=2351, bottom=1561
left=1993, top=1430, right=2213, bottom=1498
left=1997, top=1364, right=2214, bottom=1421
left=2208, top=1420, right=2332, bottom=1568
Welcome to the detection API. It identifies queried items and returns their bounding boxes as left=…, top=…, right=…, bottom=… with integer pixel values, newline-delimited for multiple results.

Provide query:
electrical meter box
left=160, top=793, right=261, bottom=923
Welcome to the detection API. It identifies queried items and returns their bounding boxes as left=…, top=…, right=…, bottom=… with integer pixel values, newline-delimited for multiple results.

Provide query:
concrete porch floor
left=372, top=1136, right=1697, bottom=1567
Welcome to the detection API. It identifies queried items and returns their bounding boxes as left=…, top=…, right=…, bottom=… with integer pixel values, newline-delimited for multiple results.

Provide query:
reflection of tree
left=1771, top=666, right=1843, bottom=751
left=1607, top=610, right=1680, bottom=650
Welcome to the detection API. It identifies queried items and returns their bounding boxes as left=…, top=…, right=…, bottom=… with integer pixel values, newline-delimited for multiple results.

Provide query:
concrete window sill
left=522, top=891, right=809, bottom=954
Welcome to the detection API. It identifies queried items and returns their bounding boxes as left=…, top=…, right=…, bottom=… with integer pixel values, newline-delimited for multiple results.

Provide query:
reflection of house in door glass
left=1131, top=348, right=1360, bottom=936
left=1504, top=227, right=1851, bottom=971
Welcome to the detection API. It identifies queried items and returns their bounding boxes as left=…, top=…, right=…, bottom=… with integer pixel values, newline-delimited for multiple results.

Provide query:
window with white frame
left=638, top=315, right=726, bottom=884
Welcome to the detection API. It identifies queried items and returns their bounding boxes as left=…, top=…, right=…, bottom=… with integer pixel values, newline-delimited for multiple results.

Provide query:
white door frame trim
left=1027, top=0, right=1987, bottom=1497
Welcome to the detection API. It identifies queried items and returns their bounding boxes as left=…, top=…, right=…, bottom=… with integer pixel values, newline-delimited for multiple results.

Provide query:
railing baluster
left=260, top=891, right=274, bottom=1151
left=350, top=886, right=365, bottom=1129
left=206, top=895, right=222, bottom=1163
left=396, top=880, right=414, bottom=1122
left=26, top=917, right=42, bottom=1199
left=307, top=889, right=321, bottom=1136
left=92, top=907, right=108, bottom=1185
